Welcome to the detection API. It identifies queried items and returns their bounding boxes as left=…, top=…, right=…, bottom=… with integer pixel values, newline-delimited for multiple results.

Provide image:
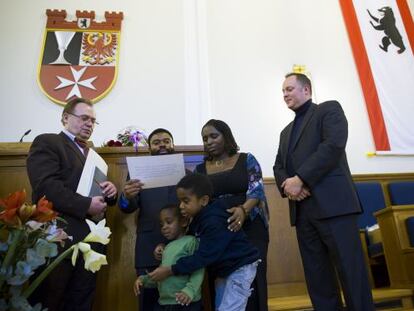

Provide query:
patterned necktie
left=74, top=137, right=89, bottom=157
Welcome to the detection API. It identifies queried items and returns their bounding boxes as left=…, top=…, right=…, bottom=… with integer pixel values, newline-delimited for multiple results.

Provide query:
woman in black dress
left=195, top=119, right=269, bottom=311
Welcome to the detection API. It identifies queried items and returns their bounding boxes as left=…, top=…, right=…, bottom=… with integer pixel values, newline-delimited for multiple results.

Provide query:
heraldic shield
left=38, top=9, right=123, bottom=105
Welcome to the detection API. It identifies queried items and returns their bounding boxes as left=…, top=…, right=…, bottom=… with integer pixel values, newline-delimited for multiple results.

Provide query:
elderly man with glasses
left=27, top=97, right=117, bottom=311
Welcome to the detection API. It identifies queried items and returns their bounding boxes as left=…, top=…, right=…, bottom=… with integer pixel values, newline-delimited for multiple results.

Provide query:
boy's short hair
left=176, top=173, right=213, bottom=199
left=160, top=203, right=182, bottom=219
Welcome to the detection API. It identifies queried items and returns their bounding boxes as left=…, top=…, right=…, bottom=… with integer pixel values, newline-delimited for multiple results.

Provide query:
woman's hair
left=202, top=119, right=239, bottom=160
left=176, top=173, right=213, bottom=199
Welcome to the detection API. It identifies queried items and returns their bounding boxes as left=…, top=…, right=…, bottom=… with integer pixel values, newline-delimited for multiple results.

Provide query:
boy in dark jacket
left=148, top=173, right=260, bottom=311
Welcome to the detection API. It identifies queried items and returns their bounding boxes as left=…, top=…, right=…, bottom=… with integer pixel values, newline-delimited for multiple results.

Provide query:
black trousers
left=137, top=267, right=160, bottom=311
left=29, top=257, right=97, bottom=311
left=244, top=217, right=269, bottom=311
left=296, top=205, right=375, bottom=311
left=154, top=300, right=202, bottom=311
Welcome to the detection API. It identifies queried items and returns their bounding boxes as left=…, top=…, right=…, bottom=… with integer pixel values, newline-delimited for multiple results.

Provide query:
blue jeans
left=215, top=260, right=260, bottom=311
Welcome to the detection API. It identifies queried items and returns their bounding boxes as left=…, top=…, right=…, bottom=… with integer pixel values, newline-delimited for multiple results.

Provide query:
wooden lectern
left=0, top=142, right=204, bottom=310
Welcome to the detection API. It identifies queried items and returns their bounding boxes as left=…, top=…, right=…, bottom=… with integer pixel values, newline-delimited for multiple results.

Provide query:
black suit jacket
left=27, top=132, right=102, bottom=245
left=273, top=101, right=361, bottom=225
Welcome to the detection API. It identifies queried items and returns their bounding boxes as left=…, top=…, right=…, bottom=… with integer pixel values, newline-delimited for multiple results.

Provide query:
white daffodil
left=71, top=242, right=91, bottom=266
left=83, top=219, right=111, bottom=245
left=70, top=219, right=111, bottom=273
left=83, top=249, right=108, bottom=273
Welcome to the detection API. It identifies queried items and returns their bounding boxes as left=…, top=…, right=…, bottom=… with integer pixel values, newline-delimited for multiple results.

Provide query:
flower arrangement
left=104, top=126, right=148, bottom=151
left=0, top=191, right=111, bottom=311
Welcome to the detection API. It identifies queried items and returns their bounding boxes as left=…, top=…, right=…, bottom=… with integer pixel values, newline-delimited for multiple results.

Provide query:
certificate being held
left=126, top=153, right=185, bottom=189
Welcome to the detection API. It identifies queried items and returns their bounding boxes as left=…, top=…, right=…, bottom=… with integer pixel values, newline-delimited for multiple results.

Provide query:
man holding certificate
left=26, top=97, right=118, bottom=311
left=119, top=128, right=182, bottom=311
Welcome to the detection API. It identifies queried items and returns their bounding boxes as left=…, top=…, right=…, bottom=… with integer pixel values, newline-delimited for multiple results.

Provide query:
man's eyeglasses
left=67, top=113, right=99, bottom=125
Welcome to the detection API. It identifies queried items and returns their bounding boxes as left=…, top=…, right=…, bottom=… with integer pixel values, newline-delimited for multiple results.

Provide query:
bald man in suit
left=273, top=73, right=374, bottom=311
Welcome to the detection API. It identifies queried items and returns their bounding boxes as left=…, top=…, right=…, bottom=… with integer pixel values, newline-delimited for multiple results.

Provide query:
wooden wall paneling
left=264, top=179, right=305, bottom=284
left=93, top=151, right=138, bottom=311
left=0, top=143, right=32, bottom=199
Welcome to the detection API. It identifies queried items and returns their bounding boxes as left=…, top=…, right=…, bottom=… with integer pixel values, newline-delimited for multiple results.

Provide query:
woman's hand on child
left=176, top=291, right=192, bottom=306
left=226, top=205, right=246, bottom=232
left=153, top=243, right=165, bottom=261
left=133, top=277, right=144, bottom=296
left=148, top=266, right=172, bottom=282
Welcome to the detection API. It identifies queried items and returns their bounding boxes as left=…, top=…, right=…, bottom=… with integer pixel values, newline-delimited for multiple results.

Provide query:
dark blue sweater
left=172, top=199, right=259, bottom=278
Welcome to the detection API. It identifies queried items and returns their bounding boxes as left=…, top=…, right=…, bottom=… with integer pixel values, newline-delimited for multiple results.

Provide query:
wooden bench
left=375, top=205, right=414, bottom=289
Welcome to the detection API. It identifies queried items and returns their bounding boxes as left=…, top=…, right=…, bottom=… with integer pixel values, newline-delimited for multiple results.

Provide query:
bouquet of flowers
left=0, top=191, right=111, bottom=311
left=104, top=126, right=148, bottom=151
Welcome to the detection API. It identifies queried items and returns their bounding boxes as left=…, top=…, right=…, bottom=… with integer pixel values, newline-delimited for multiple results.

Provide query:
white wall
left=1, top=0, right=413, bottom=176
left=0, top=0, right=186, bottom=145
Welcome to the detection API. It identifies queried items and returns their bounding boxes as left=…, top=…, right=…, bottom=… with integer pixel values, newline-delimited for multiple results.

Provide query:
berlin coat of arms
left=37, top=9, right=123, bottom=105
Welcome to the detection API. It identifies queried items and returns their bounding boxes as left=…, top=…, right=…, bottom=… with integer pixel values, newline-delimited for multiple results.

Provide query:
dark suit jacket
left=27, top=132, right=108, bottom=245
left=121, top=186, right=177, bottom=269
left=273, top=101, right=361, bottom=225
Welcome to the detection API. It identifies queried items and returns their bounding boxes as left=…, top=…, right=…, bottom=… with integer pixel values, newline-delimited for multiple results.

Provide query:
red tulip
left=0, top=190, right=26, bottom=227
left=32, top=196, right=58, bottom=223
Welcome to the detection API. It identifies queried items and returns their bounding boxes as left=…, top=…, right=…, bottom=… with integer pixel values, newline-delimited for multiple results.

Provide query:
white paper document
left=126, top=153, right=185, bottom=189
left=77, top=149, right=108, bottom=197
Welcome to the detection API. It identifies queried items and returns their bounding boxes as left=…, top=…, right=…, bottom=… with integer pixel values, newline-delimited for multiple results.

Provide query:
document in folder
left=76, top=149, right=108, bottom=197
left=126, top=153, right=185, bottom=189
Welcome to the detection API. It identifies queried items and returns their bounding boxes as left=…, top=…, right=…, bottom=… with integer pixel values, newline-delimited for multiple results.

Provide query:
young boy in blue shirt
left=148, top=173, right=260, bottom=311
left=134, top=204, right=204, bottom=310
